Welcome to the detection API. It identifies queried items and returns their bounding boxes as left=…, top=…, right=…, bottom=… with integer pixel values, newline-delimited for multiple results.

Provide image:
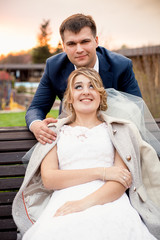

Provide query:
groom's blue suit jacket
left=25, top=46, right=142, bottom=127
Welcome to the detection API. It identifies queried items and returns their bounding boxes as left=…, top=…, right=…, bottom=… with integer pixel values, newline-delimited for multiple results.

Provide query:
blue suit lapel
left=59, top=62, right=74, bottom=93
left=61, top=62, right=74, bottom=79
left=97, top=51, right=114, bottom=88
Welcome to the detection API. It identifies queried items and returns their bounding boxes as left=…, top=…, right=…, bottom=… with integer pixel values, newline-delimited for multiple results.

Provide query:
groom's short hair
left=59, top=13, right=97, bottom=41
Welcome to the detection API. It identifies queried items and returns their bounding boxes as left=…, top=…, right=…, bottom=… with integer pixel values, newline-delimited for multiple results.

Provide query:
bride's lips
left=80, top=98, right=93, bottom=102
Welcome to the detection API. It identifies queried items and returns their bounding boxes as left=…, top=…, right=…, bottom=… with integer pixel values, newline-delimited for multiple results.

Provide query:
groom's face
left=63, top=27, right=98, bottom=69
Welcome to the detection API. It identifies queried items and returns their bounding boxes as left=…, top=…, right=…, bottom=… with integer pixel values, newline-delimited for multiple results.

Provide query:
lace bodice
left=57, top=123, right=115, bottom=170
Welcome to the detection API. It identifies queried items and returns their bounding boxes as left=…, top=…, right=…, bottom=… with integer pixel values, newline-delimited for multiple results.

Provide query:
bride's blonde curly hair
left=63, top=67, right=107, bottom=118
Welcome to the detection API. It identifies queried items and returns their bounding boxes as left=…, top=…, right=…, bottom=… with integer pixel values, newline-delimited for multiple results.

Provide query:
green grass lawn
left=0, top=110, right=59, bottom=127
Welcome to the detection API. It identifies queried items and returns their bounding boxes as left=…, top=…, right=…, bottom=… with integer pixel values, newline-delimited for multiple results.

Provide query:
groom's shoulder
left=97, top=46, right=131, bottom=64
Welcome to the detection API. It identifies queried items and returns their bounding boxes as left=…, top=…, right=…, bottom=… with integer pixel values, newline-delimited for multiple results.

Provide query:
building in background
left=0, top=71, right=13, bottom=110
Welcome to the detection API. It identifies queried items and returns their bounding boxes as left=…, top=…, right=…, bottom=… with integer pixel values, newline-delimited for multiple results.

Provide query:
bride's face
left=71, top=74, right=100, bottom=114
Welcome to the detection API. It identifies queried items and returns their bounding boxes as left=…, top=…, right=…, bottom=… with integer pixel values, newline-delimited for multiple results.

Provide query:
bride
left=12, top=67, right=160, bottom=240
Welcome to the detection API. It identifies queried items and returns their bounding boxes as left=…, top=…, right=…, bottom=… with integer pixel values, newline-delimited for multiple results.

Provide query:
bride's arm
left=54, top=150, right=132, bottom=216
left=41, top=145, right=131, bottom=190
left=41, top=144, right=101, bottom=190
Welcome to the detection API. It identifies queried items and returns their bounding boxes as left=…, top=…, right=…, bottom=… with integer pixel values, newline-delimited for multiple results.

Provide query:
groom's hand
left=30, top=118, right=57, bottom=144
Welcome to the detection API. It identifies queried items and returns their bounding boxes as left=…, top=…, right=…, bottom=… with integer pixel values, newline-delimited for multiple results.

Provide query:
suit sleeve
left=25, top=61, right=56, bottom=128
left=119, top=60, right=142, bottom=97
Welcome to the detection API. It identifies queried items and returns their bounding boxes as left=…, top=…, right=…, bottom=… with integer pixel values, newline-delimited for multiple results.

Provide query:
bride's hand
left=54, top=199, right=87, bottom=217
left=103, top=167, right=132, bottom=189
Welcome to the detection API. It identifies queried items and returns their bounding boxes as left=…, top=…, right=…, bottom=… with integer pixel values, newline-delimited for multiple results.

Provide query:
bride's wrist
left=97, top=167, right=106, bottom=181
left=93, top=167, right=106, bottom=181
left=102, top=167, right=106, bottom=181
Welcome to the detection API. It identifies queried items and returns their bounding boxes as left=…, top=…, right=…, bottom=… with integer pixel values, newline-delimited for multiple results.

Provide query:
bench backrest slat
left=0, top=152, right=27, bottom=164
left=0, top=131, right=35, bottom=141
left=0, top=192, right=16, bottom=204
left=0, top=205, right=12, bottom=217
left=0, top=219, right=17, bottom=230
left=0, top=178, right=24, bottom=191
left=0, top=231, right=17, bottom=240
left=0, top=165, right=26, bottom=177
left=0, top=140, right=37, bottom=152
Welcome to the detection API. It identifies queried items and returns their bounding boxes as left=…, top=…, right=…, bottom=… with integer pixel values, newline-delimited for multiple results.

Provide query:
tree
left=52, top=41, right=63, bottom=55
left=31, top=19, right=52, bottom=63
left=32, top=46, right=52, bottom=63
left=37, top=19, right=52, bottom=47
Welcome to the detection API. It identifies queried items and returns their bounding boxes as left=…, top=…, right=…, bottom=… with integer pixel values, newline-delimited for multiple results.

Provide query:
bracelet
left=102, top=167, right=106, bottom=181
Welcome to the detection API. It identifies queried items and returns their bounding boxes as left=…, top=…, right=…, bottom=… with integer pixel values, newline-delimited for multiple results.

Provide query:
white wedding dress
left=23, top=123, right=156, bottom=240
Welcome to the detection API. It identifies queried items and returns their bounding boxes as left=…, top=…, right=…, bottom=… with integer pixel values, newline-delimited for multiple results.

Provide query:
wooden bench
left=0, top=127, right=37, bottom=240
left=0, top=119, right=160, bottom=240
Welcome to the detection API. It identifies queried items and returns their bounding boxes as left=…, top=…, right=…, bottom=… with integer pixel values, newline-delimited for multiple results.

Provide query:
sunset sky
left=1, top=0, right=160, bottom=56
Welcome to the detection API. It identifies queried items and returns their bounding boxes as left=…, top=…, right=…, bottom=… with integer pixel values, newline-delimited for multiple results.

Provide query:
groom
left=25, top=13, right=142, bottom=144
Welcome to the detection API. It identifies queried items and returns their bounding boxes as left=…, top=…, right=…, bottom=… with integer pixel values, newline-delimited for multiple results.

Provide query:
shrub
left=17, top=85, right=26, bottom=93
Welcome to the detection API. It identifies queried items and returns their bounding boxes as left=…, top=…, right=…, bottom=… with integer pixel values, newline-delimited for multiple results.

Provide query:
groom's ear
left=95, top=36, right=99, bottom=47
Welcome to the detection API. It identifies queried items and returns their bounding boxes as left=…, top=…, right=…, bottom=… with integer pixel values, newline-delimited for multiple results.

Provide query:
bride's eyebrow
left=74, top=81, right=91, bottom=85
left=74, top=81, right=82, bottom=85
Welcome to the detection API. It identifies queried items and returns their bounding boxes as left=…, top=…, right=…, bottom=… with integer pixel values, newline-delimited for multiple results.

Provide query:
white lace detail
left=59, top=123, right=107, bottom=142
left=57, top=123, right=114, bottom=170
